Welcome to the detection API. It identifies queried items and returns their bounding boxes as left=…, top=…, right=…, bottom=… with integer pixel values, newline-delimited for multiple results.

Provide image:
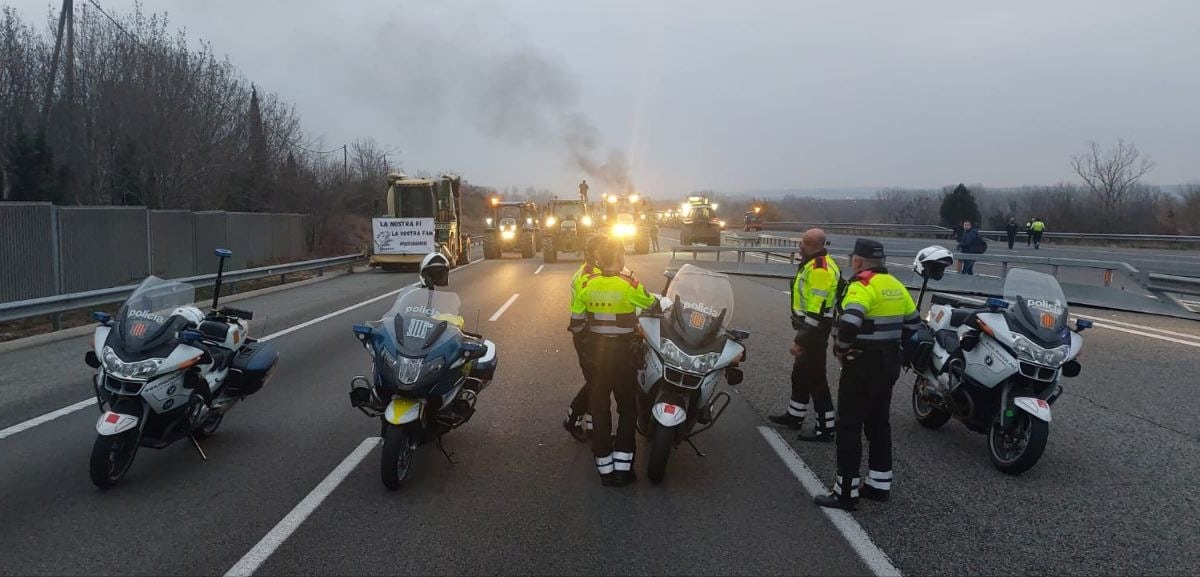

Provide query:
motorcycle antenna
left=212, top=248, right=232, bottom=311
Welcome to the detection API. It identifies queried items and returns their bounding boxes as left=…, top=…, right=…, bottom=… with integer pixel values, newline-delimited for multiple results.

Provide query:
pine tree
left=940, top=183, right=981, bottom=227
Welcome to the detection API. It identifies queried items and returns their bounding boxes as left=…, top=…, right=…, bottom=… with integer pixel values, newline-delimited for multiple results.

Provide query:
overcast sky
left=10, top=0, right=1200, bottom=196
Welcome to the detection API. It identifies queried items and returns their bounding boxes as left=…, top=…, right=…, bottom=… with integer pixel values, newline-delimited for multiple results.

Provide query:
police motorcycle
left=84, top=249, right=278, bottom=488
left=637, top=263, right=748, bottom=485
left=906, top=246, right=1091, bottom=474
left=349, top=253, right=498, bottom=490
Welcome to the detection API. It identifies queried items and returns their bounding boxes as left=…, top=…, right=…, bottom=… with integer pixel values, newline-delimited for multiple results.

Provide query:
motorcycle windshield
left=382, top=287, right=464, bottom=357
left=664, top=264, right=734, bottom=350
left=1003, top=268, right=1069, bottom=346
left=116, top=276, right=196, bottom=354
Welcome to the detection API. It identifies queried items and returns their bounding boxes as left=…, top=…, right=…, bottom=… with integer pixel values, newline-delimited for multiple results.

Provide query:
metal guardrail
left=0, top=253, right=366, bottom=325
left=1147, top=273, right=1200, bottom=297
left=759, top=221, right=1200, bottom=247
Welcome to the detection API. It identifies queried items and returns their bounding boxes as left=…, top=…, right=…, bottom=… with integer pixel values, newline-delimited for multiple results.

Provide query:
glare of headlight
left=581, top=215, right=593, bottom=226
left=607, top=195, right=618, bottom=204
left=486, top=218, right=493, bottom=226
left=501, top=230, right=515, bottom=240
left=491, top=197, right=499, bottom=206
left=546, top=216, right=557, bottom=226
left=629, top=194, right=640, bottom=204
left=712, top=203, right=719, bottom=210
left=526, top=217, right=533, bottom=225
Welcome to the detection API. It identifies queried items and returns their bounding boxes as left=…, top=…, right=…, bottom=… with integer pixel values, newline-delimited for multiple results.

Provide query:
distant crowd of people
left=953, top=217, right=1046, bottom=275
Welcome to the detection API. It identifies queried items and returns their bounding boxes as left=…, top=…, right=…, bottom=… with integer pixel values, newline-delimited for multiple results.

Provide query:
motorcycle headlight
left=1010, top=335, right=1069, bottom=367
left=660, top=339, right=721, bottom=374
left=397, top=356, right=422, bottom=385
left=102, top=346, right=163, bottom=380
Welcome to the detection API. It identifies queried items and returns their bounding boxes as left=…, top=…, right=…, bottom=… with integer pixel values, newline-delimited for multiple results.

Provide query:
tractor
left=483, top=199, right=541, bottom=259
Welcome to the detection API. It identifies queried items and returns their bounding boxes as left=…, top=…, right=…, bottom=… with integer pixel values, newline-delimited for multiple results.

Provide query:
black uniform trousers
left=1006, top=231, right=1017, bottom=249
left=569, top=331, right=592, bottom=416
left=586, top=335, right=638, bottom=461
left=790, top=339, right=834, bottom=431
left=835, top=347, right=901, bottom=492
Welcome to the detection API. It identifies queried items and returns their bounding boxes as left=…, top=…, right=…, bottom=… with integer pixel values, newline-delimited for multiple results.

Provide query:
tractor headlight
left=526, top=217, right=533, bottom=225
left=581, top=216, right=593, bottom=227
left=546, top=216, right=557, bottom=227
left=102, top=346, right=163, bottom=380
left=486, top=218, right=493, bottom=226
left=501, top=230, right=515, bottom=240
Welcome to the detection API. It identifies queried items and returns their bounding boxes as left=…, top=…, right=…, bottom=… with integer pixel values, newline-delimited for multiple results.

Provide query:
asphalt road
left=2, top=235, right=1199, bottom=576
left=0, top=243, right=866, bottom=577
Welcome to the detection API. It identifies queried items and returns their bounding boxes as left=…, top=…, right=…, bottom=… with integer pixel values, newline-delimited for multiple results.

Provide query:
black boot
left=562, top=413, right=588, bottom=443
left=814, top=492, right=857, bottom=511
left=860, top=485, right=889, bottom=502
left=797, top=429, right=835, bottom=443
left=612, top=470, right=637, bottom=487
left=768, top=413, right=805, bottom=430
left=599, top=473, right=615, bottom=486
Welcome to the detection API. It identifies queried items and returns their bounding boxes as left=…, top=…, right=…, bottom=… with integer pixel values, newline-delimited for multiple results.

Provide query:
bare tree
left=1071, top=139, right=1155, bottom=227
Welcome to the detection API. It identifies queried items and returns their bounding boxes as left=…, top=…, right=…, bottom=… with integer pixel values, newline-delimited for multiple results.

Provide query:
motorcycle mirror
left=92, top=311, right=111, bottom=325
left=215, top=248, right=232, bottom=259
left=727, top=328, right=750, bottom=341
left=662, top=268, right=677, bottom=280
left=1074, top=319, right=1093, bottom=332
left=84, top=350, right=101, bottom=369
left=178, top=329, right=204, bottom=344
left=461, top=340, right=485, bottom=356
left=985, top=297, right=1010, bottom=311
left=1062, top=360, right=1082, bottom=378
left=725, top=367, right=744, bottom=386
left=352, top=324, right=372, bottom=342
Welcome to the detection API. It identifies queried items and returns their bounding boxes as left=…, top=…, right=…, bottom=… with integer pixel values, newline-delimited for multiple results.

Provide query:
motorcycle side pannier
left=905, top=326, right=936, bottom=371
left=468, top=340, right=498, bottom=385
left=225, top=340, right=279, bottom=396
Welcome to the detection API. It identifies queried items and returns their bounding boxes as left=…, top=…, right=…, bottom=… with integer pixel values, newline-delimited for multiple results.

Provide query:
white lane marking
left=758, top=426, right=902, bottom=577
left=1072, top=313, right=1200, bottom=341
left=489, top=293, right=520, bottom=321
left=1085, top=322, right=1200, bottom=348
left=224, top=437, right=380, bottom=577
left=0, top=398, right=95, bottom=440
left=0, top=262, right=483, bottom=440
left=534, top=265, right=544, bottom=275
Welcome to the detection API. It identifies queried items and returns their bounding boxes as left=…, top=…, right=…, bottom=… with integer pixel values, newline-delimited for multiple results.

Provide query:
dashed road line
left=489, top=293, right=520, bottom=321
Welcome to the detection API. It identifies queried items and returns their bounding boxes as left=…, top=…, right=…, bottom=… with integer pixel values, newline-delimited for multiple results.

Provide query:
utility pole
left=343, top=144, right=349, bottom=182
left=39, top=0, right=72, bottom=140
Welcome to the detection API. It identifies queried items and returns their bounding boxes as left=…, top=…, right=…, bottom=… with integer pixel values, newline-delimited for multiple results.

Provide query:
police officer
left=563, top=234, right=611, bottom=442
left=569, top=238, right=657, bottom=486
left=815, top=239, right=920, bottom=510
left=768, top=228, right=841, bottom=442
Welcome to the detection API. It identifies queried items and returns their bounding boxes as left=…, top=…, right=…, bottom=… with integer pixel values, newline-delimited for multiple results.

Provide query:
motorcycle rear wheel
left=647, top=425, right=675, bottom=485
left=381, top=424, right=416, bottom=490
left=912, top=379, right=951, bottom=429
left=988, top=412, right=1049, bottom=475
left=89, top=430, right=140, bottom=489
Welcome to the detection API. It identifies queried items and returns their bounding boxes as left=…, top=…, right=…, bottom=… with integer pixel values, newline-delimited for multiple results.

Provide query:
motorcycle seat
left=949, top=309, right=980, bottom=328
left=935, top=329, right=961, bottom=355
left=199, top=320, right=229, bottom=341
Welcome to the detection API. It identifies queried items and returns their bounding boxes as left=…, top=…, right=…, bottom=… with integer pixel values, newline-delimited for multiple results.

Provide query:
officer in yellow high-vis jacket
left=563, top=234, right=610, bottom=442
left=769, top=229, right=842, bottom=442
left=815, top=239, right=920, bottom=511
left=569, top=238, right=656, bottom=487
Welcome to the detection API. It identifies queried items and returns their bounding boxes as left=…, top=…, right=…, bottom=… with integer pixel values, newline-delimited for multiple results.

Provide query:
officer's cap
left=850, top=238, right=886, bottom=259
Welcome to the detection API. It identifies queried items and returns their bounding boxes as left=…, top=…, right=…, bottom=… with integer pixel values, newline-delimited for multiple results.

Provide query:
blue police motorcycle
left=349, top=262, right=497, bottom=490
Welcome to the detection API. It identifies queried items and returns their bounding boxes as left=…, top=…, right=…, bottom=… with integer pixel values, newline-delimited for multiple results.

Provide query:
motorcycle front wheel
left=89, top=430, right=140, bottom=489
left=381, top=424, right=416, bottom=490
left=647, top=424, right=675, bottom=485
left=987, top=412, right=1049, bottom=475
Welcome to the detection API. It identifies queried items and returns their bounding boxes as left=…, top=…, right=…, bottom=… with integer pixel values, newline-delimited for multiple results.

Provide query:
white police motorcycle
left=637, top=264, right=747, bottom=484
left=84, top=249, right=277, bottom=488
left=906, top=247, right=1091, bottom=474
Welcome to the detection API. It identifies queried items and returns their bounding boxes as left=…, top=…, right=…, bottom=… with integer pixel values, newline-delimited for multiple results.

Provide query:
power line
left=83, top=0, right=346, bottom=159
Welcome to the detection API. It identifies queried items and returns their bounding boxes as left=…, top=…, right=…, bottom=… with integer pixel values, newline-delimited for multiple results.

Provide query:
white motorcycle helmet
left=913, top=245, right=954, bottom=280
left=419, top=252, right=450, bottom=287
left=170, top=306, right=204, bottom=327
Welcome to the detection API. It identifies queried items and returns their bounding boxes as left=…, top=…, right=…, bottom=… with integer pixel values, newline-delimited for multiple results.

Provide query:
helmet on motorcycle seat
left=419, top=252, right=450, bottom=287
left=170, top=306, right=204, bottom=327
left=913, top=245, right=954, bottom=280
